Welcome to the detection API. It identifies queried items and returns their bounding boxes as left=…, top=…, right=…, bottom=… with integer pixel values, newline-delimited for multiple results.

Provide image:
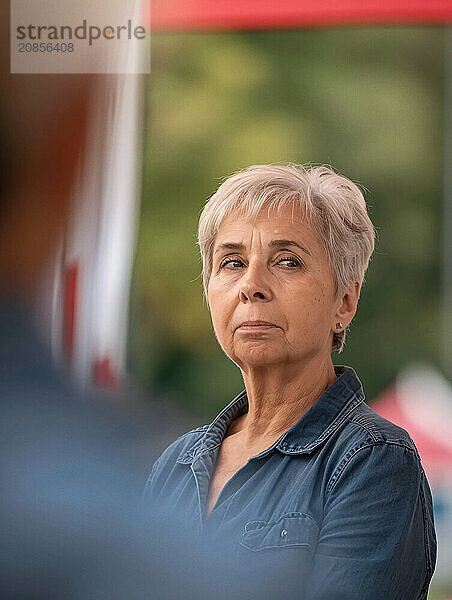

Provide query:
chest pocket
left=240, top=512, right=319, bottom=552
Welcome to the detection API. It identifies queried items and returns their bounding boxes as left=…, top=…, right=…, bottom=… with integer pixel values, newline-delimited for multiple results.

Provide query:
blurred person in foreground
left=144, top=164, right=437, bottom=599
left=0, top=60, right=187, bottom=598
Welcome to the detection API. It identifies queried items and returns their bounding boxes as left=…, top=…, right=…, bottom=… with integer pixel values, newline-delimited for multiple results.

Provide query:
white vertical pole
left=45, top=0, right=146, bottom=392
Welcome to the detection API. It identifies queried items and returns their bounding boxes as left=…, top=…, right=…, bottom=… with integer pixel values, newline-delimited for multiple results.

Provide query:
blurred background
left=132, top=27, right=445, bottom=418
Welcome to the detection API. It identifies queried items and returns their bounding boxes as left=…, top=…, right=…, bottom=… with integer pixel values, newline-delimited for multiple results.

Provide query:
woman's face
left=207, top=203, right=349, bottom=371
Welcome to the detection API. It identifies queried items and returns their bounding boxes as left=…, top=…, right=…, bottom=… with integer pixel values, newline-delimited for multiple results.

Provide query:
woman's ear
left=333, top=281, right=361, bottom=331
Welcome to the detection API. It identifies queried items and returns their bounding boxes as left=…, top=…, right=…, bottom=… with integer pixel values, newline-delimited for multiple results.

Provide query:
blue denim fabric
left=144, top=365, right=437, bottom=599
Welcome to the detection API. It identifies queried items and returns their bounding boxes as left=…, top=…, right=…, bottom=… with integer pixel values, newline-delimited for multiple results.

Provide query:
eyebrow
left=214, top=239, right=311, bottom=256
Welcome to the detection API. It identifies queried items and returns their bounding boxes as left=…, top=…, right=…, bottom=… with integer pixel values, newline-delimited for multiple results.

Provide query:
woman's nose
left=238, top=265, right=272, bottom=303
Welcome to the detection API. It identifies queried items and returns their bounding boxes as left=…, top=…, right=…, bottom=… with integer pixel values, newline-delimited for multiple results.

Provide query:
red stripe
left=92, top=356, right=121, bottom=390
left=63, top=263, right=78, bottom=363
left=148, top=0, right=452, bottom=31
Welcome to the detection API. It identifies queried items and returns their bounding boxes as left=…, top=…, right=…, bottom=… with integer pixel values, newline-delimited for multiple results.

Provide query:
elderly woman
left=144, top=164, right=436, bottom=599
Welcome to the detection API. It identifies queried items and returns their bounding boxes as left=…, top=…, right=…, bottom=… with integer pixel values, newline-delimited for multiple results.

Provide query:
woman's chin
left=232, top=343, right=288, bottom=368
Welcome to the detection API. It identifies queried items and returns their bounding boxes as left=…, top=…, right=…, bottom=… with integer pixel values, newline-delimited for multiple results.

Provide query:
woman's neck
left=232, top=355, right=337, bottom=446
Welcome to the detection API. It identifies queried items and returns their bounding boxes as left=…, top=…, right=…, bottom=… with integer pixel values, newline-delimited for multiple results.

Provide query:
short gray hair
left=197, top=164, right=376, bottom=352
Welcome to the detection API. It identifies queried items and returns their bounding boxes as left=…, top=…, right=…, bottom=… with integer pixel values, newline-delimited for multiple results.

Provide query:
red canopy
left=148, top=0, right=452, bottom=31
left=372, top=382, right=452, bottom=485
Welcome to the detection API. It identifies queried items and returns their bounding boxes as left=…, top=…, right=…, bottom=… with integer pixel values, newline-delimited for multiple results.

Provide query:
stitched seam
left=347, top=414, right=380, bottom=442
left=241, top=541, right=313, bottom=552
left=176, top=427, right=211, bottom=462
left=295, top=393, right=363, bottom=453
left=327, top=442, right=375, bottom=494
left=348, top=412, right=418, bottom=450
left=245, top=512, right=316, bottom=529
left=342, top=419, right=376, bottom=444
left=417, top=475, right=432, bottom=600
left=185, top=426, right=209, bottom=435
left=205, top=390, right=247, bottom=433
left=343, top=378, right=365, bottom=404
left=194, top=441, right=222, bottom=460
left=241, top=513, right=318, bottom=551
left=313, top=393, right=363, bottom=445
left=327, top=441, right=420, bottom=495
left=191, top=459, right=207, bottom=534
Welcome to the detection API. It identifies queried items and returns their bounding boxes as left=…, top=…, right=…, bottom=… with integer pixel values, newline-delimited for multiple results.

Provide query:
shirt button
left=280, top=529, right=287, bottom=537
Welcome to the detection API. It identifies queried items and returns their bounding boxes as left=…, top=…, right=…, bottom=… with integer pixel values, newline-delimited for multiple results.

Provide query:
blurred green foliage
left=129, top=27, right=444, bottom=420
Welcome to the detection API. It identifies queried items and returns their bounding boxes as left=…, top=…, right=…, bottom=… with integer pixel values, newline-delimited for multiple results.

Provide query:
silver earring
left=336, top=322, right=343, bottom=331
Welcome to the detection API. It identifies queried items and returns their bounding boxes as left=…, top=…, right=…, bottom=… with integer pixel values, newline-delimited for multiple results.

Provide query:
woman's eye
left=219, top=256, right=301, bottom=270
left=278, top=256, right=301, bottom=268
left=220, top=258, right=244, bottom=269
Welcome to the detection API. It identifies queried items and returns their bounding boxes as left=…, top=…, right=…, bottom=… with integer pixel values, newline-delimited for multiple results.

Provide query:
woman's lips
left=236, top=321, right=279, bottom=331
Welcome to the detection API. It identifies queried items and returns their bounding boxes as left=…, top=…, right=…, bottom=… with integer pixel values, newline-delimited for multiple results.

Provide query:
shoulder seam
left=347, top=409, right=418, bottom=451
left=417, top=469, right=434, bottom=599
left=327, top=440, right=421, bottom=495
left=347, top=410, right=381, bottom=442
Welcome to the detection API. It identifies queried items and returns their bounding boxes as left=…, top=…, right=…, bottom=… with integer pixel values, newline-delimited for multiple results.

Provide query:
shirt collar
left=177, top=365, right=364, bottom=464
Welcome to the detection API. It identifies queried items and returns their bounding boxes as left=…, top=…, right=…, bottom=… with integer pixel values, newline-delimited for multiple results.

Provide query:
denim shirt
left=144, top=365, right=437, bottom=600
